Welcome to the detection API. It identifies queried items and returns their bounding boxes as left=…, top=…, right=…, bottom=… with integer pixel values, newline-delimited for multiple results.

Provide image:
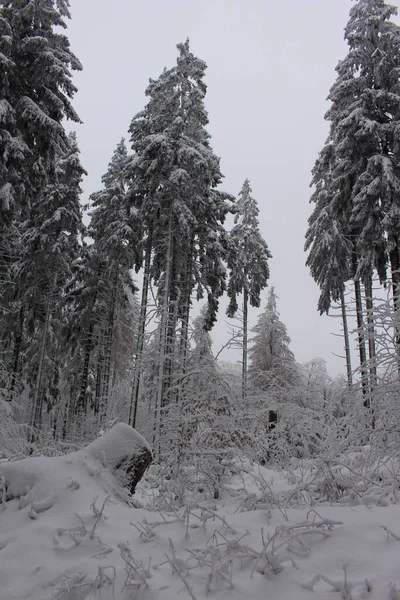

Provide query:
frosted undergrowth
left=2, top=446, right=400, bottom=599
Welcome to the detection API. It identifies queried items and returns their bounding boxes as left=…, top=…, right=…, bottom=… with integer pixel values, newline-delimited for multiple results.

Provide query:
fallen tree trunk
left=0, top=423, right=152, bottom=512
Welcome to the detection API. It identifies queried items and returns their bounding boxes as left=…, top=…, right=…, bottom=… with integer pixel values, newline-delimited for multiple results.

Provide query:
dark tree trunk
left=8, top=306, right=24, bottom=402
left=340, top=288, right=353, bottom=389
left=98, top=268, right=119, bottom=425
left=242, top=287, right=248, bottom=405
left=390, top=245, right=400, bottom=359
left=93, top=350, right=103, bottom=415
left=129, top=231, right=152, bottom=427
left=364, top=274, right=377, bottom=391
left=155, top=212, right=174, bottom=450
left=76, top=321, right=94, bottom=417
left=354, top=278, right=369, bottom=403
left=29, top=296, right=52, bottom=440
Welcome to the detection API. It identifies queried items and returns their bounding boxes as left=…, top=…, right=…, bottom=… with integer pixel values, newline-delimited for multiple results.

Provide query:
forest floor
left=1, top=446, right=400, bottom=600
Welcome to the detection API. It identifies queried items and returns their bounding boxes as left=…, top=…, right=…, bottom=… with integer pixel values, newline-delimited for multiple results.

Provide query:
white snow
left=1, top=447, right=400, bottom=599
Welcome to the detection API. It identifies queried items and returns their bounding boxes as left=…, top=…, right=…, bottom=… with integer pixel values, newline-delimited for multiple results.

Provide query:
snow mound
left=0, top=423, right=152, bottom=515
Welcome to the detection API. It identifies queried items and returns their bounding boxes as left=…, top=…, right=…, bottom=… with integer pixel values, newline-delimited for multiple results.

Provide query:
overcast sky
left=65, top=0, right=400, bottom=376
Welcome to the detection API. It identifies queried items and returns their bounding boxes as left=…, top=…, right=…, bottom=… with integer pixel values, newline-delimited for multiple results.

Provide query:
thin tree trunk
left=29, top=295, right=52, bottom=440
left=98, top=268, right=119, bottom=425
left=76, top=321, right=94, bottom=417
left=175, top=237, right=194, bottom=467
left=340, top=287, right=353, bottom=389
left=164, top=243, right=178, bottom=408
left=155, top=212, right=174, bottom=452
left=8, top=305, right=24, bottom=401
left=354, top=278, right=369, bottom=403
left=93, top=350, right=103, bottom=415
left=62, top=376, right=76, bottom=440
left=390, top=246, right=400, bottom=360
left=242, top=287, right=248, bottom=405
left=129, top=231, right=152, bottom=427
left=178, top=238, right=194, bottom=378
left=364, top=274, right=377, bottom=390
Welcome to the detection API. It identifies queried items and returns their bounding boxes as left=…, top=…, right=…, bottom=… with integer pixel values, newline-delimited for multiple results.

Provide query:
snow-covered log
left=79, top=423, right=152, bottom=494
left=0, top=423, right=152, bottom=512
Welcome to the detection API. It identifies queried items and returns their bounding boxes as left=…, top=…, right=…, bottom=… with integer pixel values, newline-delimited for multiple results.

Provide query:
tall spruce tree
left=227, top=179, right=271, bottom=404
left=306, top=0, right=400, bottom=393
left=127, top=40, right=233, bottom=434
left=87, top=139, right=139, bottom=426
left=0, top=0, right=82, bottom=414
left=22, top=131, right=85, bottom=433
left=305, top=144, right=354, bottom=386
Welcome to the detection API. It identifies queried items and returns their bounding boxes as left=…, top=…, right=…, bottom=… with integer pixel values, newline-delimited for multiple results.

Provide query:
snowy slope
left=1, top=451, right=400, bottom=599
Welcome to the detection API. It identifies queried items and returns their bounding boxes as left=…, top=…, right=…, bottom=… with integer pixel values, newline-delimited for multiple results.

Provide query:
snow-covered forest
left=2, top=1, right=400, bottom=599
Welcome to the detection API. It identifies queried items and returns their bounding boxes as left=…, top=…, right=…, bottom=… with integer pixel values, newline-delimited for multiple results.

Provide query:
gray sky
left=66, top=0, right=400, bottom=376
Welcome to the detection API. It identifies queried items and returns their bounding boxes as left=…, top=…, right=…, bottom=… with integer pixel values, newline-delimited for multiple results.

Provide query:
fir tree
left=20, top=131, right=85, bottom=433
left=306, top=0, right=400, bottom=393
left=0, top=0, right=82, bottom=411
left=249, top=287, right=296, bottom=391
left=127, top=40, right=233, bottom=430
left=227, top=178, right=271, bottom=404
left=305, top=144, right=354, bottom=386
left=86, top=139, right=138, bottom=426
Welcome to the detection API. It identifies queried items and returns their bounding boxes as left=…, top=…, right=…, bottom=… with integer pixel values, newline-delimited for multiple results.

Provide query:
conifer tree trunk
left=155, top=212, right=174, bottom=449
left=129, top=232, right=152, bottom=427
left=164, top=248, right=178, bottom=407
left=98, top=268, right=119, bottom=425
left=62, top=379, right=76, bottom=440
left=242, top=287, right=248, bottom=405
left=354, top=277, right=369, bottom=403
left=340, top=288, right=353, bottom=388
left=29, top=293, right=52, bottom=440
left=93, top=350, right=103, bottom=415
left=364, top=274, right=377, bottom=391
left=76, top=321, right=94, bottom=418
left=178, top=238, right=194, bottom=377
left=8, top=306, right=24, bottom=402
left=390, top=246, right=400, bottom=356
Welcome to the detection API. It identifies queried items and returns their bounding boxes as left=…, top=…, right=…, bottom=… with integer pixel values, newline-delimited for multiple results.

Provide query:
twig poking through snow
left=380, top=524, right=400, bottom=541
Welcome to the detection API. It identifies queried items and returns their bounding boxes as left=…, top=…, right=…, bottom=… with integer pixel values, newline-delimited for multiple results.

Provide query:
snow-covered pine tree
left=87, top=139, right=139, bottom=427
left=127, top=40, right=233, bottom=438
left=341, top=0, right=400, bottom=369
left=227, top=178, right=271, bottom=404
left=20, top=132, right=85, bottom=435
left=0, top=0, right=81, bottom=222
left=62, top=245, right=104, bottom=436
left=305, top=144, right=354, bottom=387
left=249, top=287, right=296, bottom=392
left=306, top=0, right=400, bottom=393
left=327, top=0, right=400, bottom=388
left=0, top=0, right=82, bottom=411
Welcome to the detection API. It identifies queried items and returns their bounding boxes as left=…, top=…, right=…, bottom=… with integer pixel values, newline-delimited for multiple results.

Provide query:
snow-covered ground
left=1, top=440, right=400, bottom=600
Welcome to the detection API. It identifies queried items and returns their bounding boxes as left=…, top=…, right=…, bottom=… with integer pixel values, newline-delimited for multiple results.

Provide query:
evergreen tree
left=227, top=178, right=271, bottom=404
left=0, top=0, right=81, bottom=220
left=0, top=0, right=82, bottom=411
left=21, top=132, right=85, bottom=433
left=127, top=39, right=233, bottom=431
left=305, top=144, right=354, bottom=386
left=249, top=287, right=296, bottom=391
left=85, top=139, right=139, bottom=426
left=306, top=0, right=400, bottom=393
